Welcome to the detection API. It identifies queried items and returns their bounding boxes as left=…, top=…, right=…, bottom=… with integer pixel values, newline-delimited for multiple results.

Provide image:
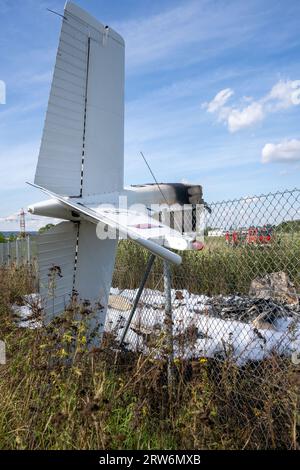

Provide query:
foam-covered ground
left=12, top=289, right=300, bottom=365
left=107, top=288, right=300, bottom=365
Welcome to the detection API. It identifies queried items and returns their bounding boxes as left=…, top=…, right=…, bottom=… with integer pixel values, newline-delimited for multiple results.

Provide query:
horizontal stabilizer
left=29, top=182, right=183, bottom=265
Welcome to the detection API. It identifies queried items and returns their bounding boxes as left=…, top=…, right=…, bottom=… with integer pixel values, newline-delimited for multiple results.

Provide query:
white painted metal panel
left=36, top=215, right=117, bottom=345
left=47, top=93, right=84, bottom=113
left=60, top=31, right=87, bottom=54
left=52, top=66, right=86, bottom=90
left=81, top=33, right=124, bottom=196
left=83, top=107, right=124, bottom=195
left=40, top=131, right=83, bottom=148
left=35, top=1, right=125, bottom=197
left=50, top=86, right=85, bottom=107
left=58, top=39, right=88, bottom=62
left=34, top=6, right=88, bottom=196
left=74, top=220, right=118, bottom=345
left=37, top=222, right=78, bottom=322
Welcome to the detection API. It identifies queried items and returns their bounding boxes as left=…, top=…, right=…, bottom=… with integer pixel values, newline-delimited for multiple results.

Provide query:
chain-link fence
left=107, top=188, right=300, bottom=448
left=0, top=237, right=36, bottom=265
left=2, top=189, right=299, bottom=447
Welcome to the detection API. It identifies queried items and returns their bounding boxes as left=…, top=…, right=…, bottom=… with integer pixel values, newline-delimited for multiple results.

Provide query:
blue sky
left=0, top=0, right=300, bottom=230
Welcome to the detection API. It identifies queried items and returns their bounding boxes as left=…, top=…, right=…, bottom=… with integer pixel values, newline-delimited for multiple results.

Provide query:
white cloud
left=266, top=79, right=300, bottom=109
left=205, top=88, right=234, bottom=113
left=227, top=102, right=264, bottom=132
left=204, top=79, right=300, bottom=132
left=262, top=139, right=300, bottom=163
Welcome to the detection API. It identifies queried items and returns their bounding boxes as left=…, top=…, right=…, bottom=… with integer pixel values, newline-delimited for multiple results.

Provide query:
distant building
left=207, top=229, right=225, bottom=237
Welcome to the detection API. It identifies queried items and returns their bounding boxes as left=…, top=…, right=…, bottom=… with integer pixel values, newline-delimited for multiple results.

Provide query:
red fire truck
left=225, top=225, right=273, bottom=246
left=246, top=226, right=273, bottom=244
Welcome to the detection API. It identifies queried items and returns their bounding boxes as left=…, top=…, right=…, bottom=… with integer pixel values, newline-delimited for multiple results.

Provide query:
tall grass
left=0, top=263, right=299, bottom=449
left=114, top=236, right=300, bottom=294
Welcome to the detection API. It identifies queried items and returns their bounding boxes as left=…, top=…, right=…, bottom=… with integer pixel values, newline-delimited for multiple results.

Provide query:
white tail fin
left=38, top=220, right=117, bottom=345
left=38, top=221, right=78, bottom=321
left=35, top=2, right=125, bottom=197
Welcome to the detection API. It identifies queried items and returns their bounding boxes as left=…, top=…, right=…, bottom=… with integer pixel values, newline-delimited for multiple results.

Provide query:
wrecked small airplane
left=28, top=2, right=206, bottom=340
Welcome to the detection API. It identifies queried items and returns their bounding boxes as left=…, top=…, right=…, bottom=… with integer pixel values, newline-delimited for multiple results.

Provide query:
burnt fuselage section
left=129, top=183, right=203, bottom=206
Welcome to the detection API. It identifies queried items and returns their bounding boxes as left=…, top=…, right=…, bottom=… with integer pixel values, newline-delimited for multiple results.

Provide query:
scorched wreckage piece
left=28, top=2, right=205, bottom=337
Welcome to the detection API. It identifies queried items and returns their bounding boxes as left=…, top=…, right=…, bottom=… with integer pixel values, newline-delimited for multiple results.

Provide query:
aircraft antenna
left=140, top=152, right=184, bottom=233
left=46, top=8, right=66, bottom=20
left=140, top=151, right=169, bottom=206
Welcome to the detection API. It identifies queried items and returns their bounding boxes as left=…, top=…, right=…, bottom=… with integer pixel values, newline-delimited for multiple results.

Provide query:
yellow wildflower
left=59, top=348, right=68, bottom=358
left=199, top=357, right=207, bottom=364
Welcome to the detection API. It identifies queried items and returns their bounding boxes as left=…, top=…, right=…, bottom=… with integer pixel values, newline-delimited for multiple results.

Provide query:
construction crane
left=0, top=209, right=41, bottom=239
left=19, top=208, right=26, bottom=238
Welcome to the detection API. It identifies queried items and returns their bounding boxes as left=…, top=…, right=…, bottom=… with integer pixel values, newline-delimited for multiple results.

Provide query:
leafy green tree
left=0, top=232, right=7, bottom=243
left=276, top=220, right=300, bottom=233
left=38, top=223, right=55, bottom=234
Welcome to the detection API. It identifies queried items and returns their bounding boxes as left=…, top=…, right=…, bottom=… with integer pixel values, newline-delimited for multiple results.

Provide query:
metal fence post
left=27, top=235, right=31, bottom=263
left=119, top=254, right=156, bottom=347
left=4, top=242, right=8, bottom=264
left=15, top=239, right=19, bottom=266
left=163, top=259, right=175, bottom=398
left=7, top=241, right=10, bottom=266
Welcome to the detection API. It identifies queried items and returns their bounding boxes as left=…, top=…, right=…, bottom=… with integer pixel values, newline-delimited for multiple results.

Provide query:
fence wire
left=107, top=189, right=300, bottom=448
left=0, top=237, right=36, bottom=265
left=1, top=189, right=299, bottom=447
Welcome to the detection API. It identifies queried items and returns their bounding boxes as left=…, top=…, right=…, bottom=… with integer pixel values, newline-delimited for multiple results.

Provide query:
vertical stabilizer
left=37, top=219, right=117, bottom=345
left=35, top=2, right=125, bottom=196
left=38, top=221, right=78, bottom=321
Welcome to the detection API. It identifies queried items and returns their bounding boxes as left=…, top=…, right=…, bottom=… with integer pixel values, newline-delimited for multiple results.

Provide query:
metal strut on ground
left=119, top=254, right=156, bottom=347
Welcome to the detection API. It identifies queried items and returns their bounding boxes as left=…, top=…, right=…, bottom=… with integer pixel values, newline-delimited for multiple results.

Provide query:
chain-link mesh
left=2, top=190, right=299, bottom=447
left=107, top=188, right=300, bottom=448
left=0, top=237, right=36, bottom=265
